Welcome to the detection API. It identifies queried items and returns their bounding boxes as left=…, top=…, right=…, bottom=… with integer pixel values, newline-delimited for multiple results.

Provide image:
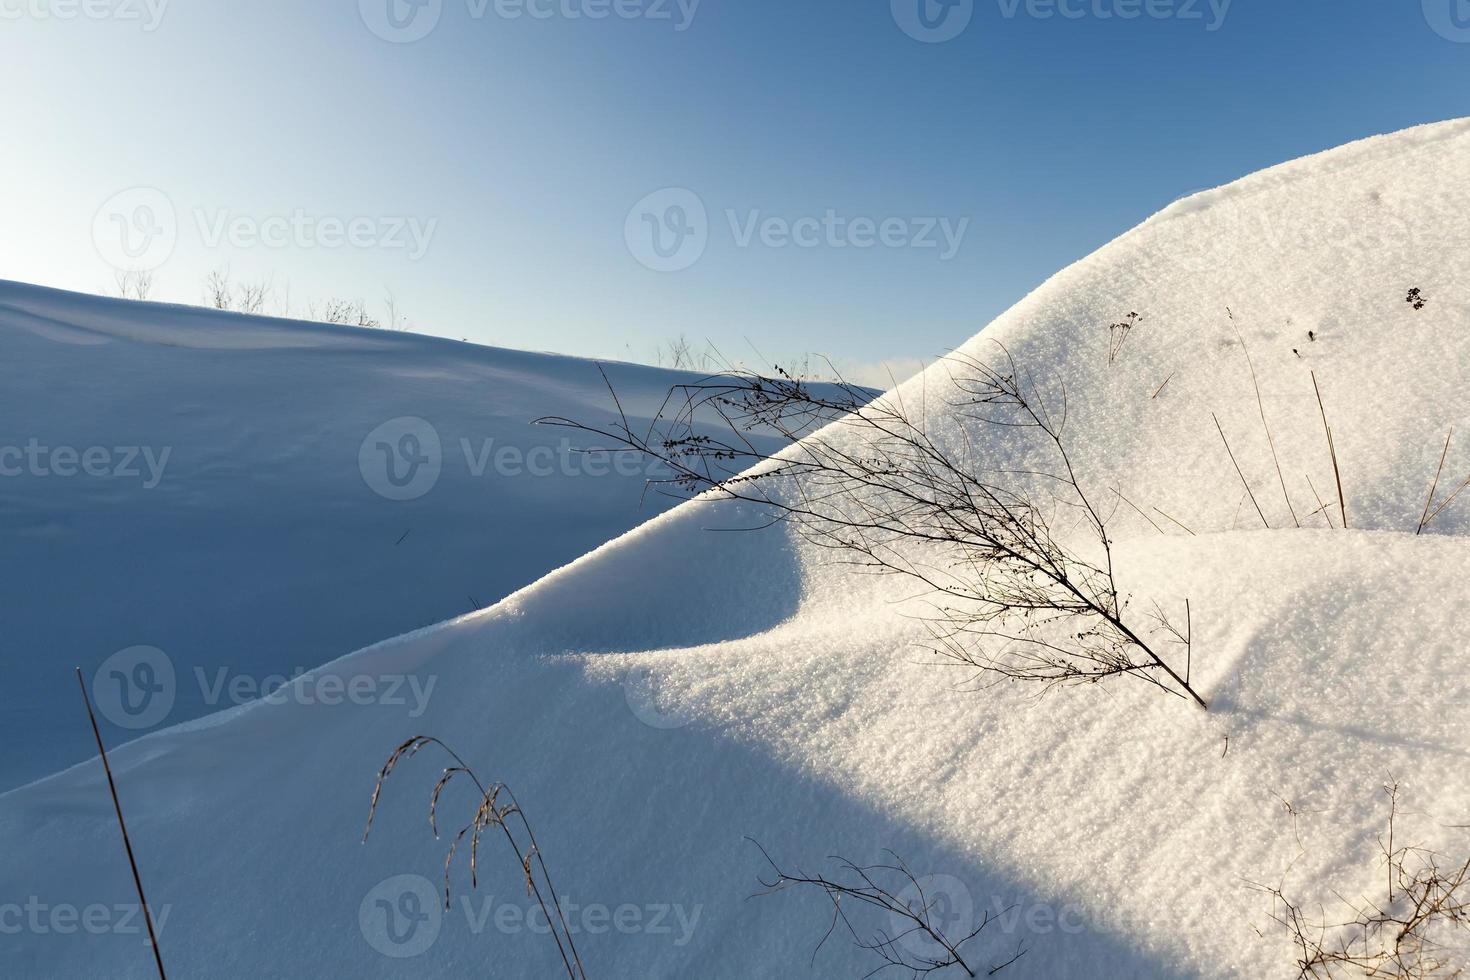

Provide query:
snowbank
left=0, top=285, right=728, bottom=789
left=2, top=117, right=1468, bottom=979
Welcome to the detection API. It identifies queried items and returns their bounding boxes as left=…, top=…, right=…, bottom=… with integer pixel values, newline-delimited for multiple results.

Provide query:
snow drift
left=2, top=118, right=1469, bottom=979
left=0, top=287, right=732, bottom=790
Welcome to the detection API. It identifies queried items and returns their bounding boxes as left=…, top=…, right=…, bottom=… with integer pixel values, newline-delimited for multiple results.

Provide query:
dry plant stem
left=748, top=839, right=1027, bottom=978
left=1305, top=474, right=1336, bottom=530
left=75, top=668, right=168, bottom=980
left=1417, top=428, right=1470, bottom=535
left=1417, top=430, right=1453, bottom=536
left=364, top=736, right=588, bottom=980
left=1311, top=371, right=1348, bottom=530
left=1113, top=487, right=1165, bottom=534
left=1214, top=412, right=1270, bottom=529
left=1228, top=311, right=1299, bottom=527
left=1251, top=777, right=1470, bottom=979
left=541, top=345, right=1207, bottom=709
left=1422, top=472, right=1470, bottom=533
left=1152, top=507, right=1197, bottom=536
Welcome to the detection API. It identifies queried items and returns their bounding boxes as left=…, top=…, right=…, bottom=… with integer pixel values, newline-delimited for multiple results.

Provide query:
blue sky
left=2, top=0, right=1467, bottom=380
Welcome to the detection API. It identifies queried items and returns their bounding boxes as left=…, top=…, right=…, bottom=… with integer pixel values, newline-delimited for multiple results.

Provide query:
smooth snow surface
left=3, top=119, right=1469, bottom=979
left=0, top=286, right=723, bottom=790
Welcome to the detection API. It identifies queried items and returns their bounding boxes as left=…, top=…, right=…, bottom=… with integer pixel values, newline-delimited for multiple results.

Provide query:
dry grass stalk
left=1214, top=412, right=1270, bottom=529
left=1229, top=309, right=1300, bottom=527
left=1417, top=430, right=1454, bottom=535
left=1306, top=474, right=1337, bottom=529
left=1152, top=506, right=1198, bottom=536
left=363, top=736, right=588, bottom=979
left=1417, top=428, right=1470, bottom=535
left=1311, top=371, right=1348, bottom=529
left=75, top=667, right=168, bottom=980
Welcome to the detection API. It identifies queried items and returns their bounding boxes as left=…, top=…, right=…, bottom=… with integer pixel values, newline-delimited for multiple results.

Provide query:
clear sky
left=2, top=0, right=1467, bottom=381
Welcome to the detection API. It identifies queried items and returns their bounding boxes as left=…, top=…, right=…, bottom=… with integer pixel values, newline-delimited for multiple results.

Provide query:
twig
left=1113, top=487, right=1165, bottom=534
left=748, top=839, right=1025, bottom=978
left=1229, top=311, right=1298, bottom=527
left=1251, top=776, right=1470, bottom=979
left=1421, top=471, right=1470, bottom=534
left=1152, top=507, right=1197, bottom=537
left=1311, top=371, right=1347, bottom=529
left=542, top=347, right=1208, bottom=708
left=1417, top=427, right=1470, bottom=534
left=1184, top=599, right=1192, bottom=686
left=1214, top=413, right=1270, bottom=529
left=1417, top=429, right=1453, bottom=536
left=1305, top=474, right=1336, bottom=529
left=75, top=668, right=168, bottom=980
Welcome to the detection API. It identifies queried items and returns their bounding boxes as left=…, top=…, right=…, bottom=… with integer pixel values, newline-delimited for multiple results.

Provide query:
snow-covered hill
left=0, top=287, right=725, bottom=790
left=3, top=118, right=1469, bottom=979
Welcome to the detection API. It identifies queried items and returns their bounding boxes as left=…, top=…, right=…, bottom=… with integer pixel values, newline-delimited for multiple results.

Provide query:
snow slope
left=0, top=287, right=732, bottom=790
left=3, top=118, right=1469, bottom=979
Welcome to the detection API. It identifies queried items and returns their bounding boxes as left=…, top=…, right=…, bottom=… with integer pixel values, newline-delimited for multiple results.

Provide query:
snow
left=0, top=286, right=731, bottom=790
left=2, top=117, right=1469, bottom=979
